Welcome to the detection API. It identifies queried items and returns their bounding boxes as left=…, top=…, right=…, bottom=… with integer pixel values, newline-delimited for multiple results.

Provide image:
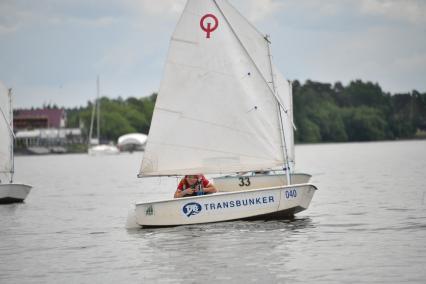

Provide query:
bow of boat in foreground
left=0, top=183, right=32, bottom=204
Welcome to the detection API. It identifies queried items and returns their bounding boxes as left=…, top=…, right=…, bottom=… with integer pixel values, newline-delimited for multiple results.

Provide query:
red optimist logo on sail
left=200, top=14, right=219, bottom=38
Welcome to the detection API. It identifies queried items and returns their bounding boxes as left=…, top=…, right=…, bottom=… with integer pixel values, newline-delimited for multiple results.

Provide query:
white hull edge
left=88, top=145, right=120, bottom=155
left=0, top=183, right=32, bottom=204
left=213, top=172, right=311, bottom=192
left=134, top=183, right=317, bottom=227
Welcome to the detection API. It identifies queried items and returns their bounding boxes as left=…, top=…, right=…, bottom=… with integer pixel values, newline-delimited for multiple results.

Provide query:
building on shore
left=13, top=108, right=84, bottom=154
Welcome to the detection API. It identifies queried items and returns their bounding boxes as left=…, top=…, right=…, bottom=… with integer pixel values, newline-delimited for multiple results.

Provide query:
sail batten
left=139, top=0, right=293, bottom=177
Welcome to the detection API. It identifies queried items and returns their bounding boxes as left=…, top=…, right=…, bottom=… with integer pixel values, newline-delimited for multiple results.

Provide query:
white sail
left=213, top=0, right=274, bottom=85
left=274, top=67, right=295, bottom=171
left=214, top=0, right=295, bottom=172
left=217, top=1, right=296, bottom=171
left=140, top=0, right=288, bottom=177
left=0, top=83, right=13, bottom=175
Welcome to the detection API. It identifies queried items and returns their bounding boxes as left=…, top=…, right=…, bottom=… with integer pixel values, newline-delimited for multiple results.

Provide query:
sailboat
left=88, top=77, right=119, bottom=155
left=0, top=88, right=32, bottom=204
left=133, top=0, right=317, bottom=227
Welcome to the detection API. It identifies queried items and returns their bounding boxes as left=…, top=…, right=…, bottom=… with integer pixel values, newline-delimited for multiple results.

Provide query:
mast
left=288, top=79, right=296, bottom=170
left=8, top=89, right=14, bottom=183
left=96, top=76, right=100, bottom=143
left=88, top=76, right=98, bottom=147
left=265, top=35, right=291, bottom=185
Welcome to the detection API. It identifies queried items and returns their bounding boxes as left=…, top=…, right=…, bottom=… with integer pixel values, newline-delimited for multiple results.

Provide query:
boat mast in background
left=88, top=76, right=100, bottom=147
left=87, top=76, right=120, bottom=155
left=96, top=76, right=100, bottom=144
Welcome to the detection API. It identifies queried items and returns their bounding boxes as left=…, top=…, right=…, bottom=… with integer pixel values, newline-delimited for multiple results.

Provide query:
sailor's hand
left=184, top=188, right=194, bottom=195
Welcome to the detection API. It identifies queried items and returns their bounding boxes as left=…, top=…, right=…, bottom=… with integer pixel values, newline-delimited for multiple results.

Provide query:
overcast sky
left=1, top=0, right=425, bottom=108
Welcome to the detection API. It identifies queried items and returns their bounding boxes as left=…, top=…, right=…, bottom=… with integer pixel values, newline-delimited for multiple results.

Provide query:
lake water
left=1, top=140, right=425, bottom=283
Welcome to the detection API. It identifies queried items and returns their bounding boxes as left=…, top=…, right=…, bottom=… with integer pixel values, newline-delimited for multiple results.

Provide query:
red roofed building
left=14, top=108, right=66, bottom=130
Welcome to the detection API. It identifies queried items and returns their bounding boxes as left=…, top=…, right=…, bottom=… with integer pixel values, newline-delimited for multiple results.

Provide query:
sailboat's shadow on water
left=202, top=217, right=315, bottom=232
left=129, top=217, right=315, bottom=238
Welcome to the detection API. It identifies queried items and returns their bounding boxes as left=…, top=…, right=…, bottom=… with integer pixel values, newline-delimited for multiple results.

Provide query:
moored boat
left=0, top=183, right=32, bottom=204
left=0, top=87, right=32, bottom=204
left=87, top=77, right=119, bottom=155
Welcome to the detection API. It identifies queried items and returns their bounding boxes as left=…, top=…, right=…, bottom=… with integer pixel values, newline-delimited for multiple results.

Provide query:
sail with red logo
left=139, top=0, right=287, bottom=177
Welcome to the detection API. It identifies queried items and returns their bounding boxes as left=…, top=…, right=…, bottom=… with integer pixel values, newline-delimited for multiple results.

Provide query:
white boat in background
left=0, top=183, right=32, bottom=204
left=117, top=133, right=147, bottom=152
left=132, top=0, right=317, bottom=227
left=88, top=144, right=120, bottom=155
left=0, top=87, right=32, bottom=204
left=88, top=77, right=119, bottom=155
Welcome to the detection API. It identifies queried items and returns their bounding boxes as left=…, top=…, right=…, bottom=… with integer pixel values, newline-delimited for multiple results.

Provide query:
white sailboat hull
left=0, top=183, right=32, bottom=204
left=88, top=145, right=120, bottom=155
left=213, top=173, right=311, bottom=192
left=134, top=183, right=317, bottom=227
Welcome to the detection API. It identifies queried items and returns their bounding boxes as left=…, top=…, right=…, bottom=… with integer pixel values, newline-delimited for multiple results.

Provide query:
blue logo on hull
left=183, top=202, right=202, bottom=217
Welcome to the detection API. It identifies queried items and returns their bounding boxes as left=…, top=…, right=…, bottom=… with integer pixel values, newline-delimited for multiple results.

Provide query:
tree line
left=66, top=93, right=156, bottom=143
left=65, top=80, right=426, bottom=143
left=293, top=80, right=426, bottom=142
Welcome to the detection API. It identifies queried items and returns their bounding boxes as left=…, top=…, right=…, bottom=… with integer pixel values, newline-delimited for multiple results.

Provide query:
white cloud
left=0, top=81, right=7, bottom=95
left=0, top=1, right=21, bottom=34
left=0, top=24, right=17, bottom=34
left=2, top=0, right=426, bottom=108
left=47, top=15, right=118, bottom=28
left=279, top=0, right=426, bottom=23
left=360, top=0, right=426, bottom=24
left=244, top=0, right=285, bottom=22
left=283, top=0, right=345, bottom=16
left=394, top=52, right=426, bottom=73
left=290, top=23, right=426, bottom=93
left=128, top=0, right=186, bottom=16
left=0, top=1, right=121, bottom=34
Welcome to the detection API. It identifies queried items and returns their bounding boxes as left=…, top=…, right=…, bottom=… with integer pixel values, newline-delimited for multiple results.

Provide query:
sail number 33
left=238, top=177, right=251, bottom=187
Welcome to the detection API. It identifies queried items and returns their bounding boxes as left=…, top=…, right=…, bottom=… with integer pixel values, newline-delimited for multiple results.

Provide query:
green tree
left=100, top=112, right=135, bottom=141
left=342, top=107, right=388, bottom=141
left=65, top=94, right=157, bottom=143
left=295, top=117, right=321, bottom=143
left=61, top=81, right=425, bottom=144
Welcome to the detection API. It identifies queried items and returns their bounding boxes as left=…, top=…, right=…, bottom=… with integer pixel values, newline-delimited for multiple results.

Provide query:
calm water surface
left=1, top=140, right=425, bottom=283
